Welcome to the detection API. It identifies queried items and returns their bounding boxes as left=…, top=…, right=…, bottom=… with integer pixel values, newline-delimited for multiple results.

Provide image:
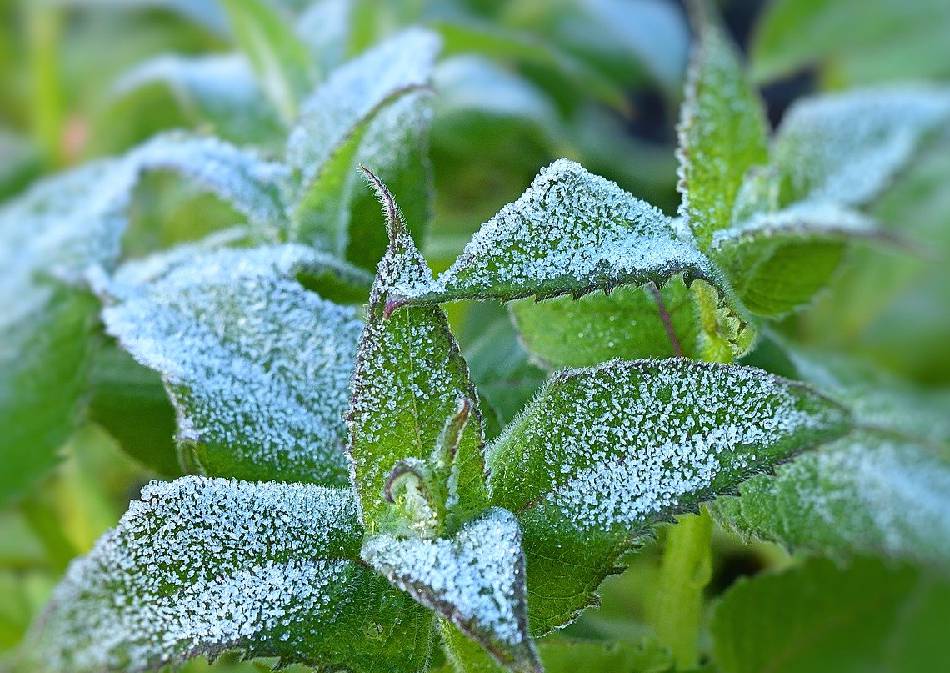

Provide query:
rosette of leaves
left=22, top=167, right=857, bottom=673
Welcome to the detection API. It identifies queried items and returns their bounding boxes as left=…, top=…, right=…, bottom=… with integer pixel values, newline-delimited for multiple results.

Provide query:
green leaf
left=771, top=87, right=950, bottom=208
left=711, top=203, right=885, bottom=317
left=403, top=160, right=733, bottom=308
left=537, top=637, right=673, bottom=673
left=344, top=90, right=435, bottom=270
left=286, top=28, right=440, bottom=254
left=1, top=133, right=284, bottom=504
left=88, top=341, right=180, bottom=476
left=347, top=171, right=489, bottom=536
left=110, top=54, right=284, bottom=145
left=714, top=432, right=950, bottom=570
left=27, top=476, right=434, bottom=673
left=363, top=508, right=540, bottom=673
left=711, top=556, right=950, bottom=673
left=750, top=0, right=950, bottom=85
left=487, top=359, right=850, bottom=633
left=510, top=275, right=754, bottom=367
left=676, top=20, right=769, bottom=250
left=101, top=244, right=366, bottom=485
left=221, top=0, right=313, bottom=123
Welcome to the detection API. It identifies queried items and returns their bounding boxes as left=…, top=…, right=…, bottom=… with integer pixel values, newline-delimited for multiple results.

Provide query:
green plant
left=2, top=1, right=950, bottom=672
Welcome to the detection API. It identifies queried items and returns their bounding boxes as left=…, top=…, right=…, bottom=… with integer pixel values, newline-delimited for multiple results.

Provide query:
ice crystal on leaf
left=363, top=508, right=540, bottom=673
left=487, top=358, right=850, bottom=633
left=27, top=476, right=432, bottom=673
left=101, top=244, right=365, bottom=485
left=403, top=159, right=720, bottom=304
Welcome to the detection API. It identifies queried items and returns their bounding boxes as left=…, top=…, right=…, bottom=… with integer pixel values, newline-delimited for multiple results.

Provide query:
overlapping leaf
left=347, top=172, right=488, bottom=535
left=27, top=477, right=433, bottom=673
left=100, top=244, right=367, bottom=485
left=487, top=359, right=850, bottom=633
left=363, top=509, right=539, bottom=673
left=0, top=135, right=288, bottom=503
left=771, top=86, right=950, bottom=207
left=715, top=433, right=950, bottom=571
left=286, top=28, right=440, bottom=255
left=111, top=54, right=284, bottom=145
left=676, top=20, right=769, bottom=250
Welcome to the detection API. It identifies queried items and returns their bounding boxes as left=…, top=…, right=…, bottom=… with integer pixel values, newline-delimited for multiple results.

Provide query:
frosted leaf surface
left=404, top=160, right=720, bottom=304
left=772, top=86, right=950, bottom=207
left=676, top=20, right=769, bottom=250
left=286, top=27, right=440, bottom=206
left=112, top=54, right=283, bottom=144
left=348, top=172, right=488, bottom=533
left=362, top=508, right=540, bottom=673
left=0, top=133, right=288, bottom=501
left=487, top=359, right=850, bottom=633
left=102, top=244, right=364, bottom=485
left=715, top=433, right=950, bottom=570
left=29, top=476, right=434, bottom=673
left=711, top=203, right=883, bottom=317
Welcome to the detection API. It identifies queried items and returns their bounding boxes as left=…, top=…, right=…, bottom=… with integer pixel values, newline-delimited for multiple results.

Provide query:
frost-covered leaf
left=676, top=20, right=769, bottom=250
left=286, top=28, right=440, bottom=254
left=404, top=160, right=727, bottom=305
left=347, top=172, right=489, bottom=535
left=363, top=508, right=540, bottom=673
left=0, top=136, right=287, bottom=501
left=711, top=203, right=884, bottom=317
left=511, top=275, right=754, bottom=367
left=771, top=87, right=950, bottom=208
left=111, top=54, right=283, bottom=145
left=487, top=359, right=850, bottom=633
left=221, top=0, right=313, bottom=123
left=715, top=432, right=950, bottom=570
left=711, top=556, right=950, bottom=673
left=295, top=0, right=352, bottom=73
left=101, top=244, right=366, bottom=485
left=27, top=476, right=434, bottom=673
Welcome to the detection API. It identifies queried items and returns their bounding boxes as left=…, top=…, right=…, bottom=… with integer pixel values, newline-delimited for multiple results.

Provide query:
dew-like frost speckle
left=30, top=476, right=361, bottom=673
left=362, top=508, right=538, bottom=669
left=102, top=244, right=364, bottom=485
left=488, top=359, right=849, bottom=533
left=406, top=159, right=716, bottom=302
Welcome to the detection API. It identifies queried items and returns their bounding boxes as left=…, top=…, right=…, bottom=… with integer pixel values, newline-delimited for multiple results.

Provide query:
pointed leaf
left=488, top=359, right=850, bottom=633
left=403, top=160, right=736, bottom=309
left=287, top=28, right=440, bottom=254
left=711, top=203, right=885, bottom=317
left=676, top=20, right=769, bottom=250
left=221, top=0, right=313, bottom=122
left=348, top=172, right=489, bottom=534
left=714, top=432, right=950, bottom=570
left=27, top=476, right=433, bottom=673
left=363, top=508, right=540, bottom=673
left=101, top=244, right=367, bottom=485
left=711, top=556, right=950, bottom=673
left=772, top=86, right=950, bottom=207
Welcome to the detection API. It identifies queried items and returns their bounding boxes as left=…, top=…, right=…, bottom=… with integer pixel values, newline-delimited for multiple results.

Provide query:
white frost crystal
left=102, top=244, right=364, bottom=484
left=489, top=359, right=848, bottom=533
left=362, top=509, right=538, bottom=669
left=31, top=477, right=360, bottom=672
left=409, top=159, right=716, bottom=301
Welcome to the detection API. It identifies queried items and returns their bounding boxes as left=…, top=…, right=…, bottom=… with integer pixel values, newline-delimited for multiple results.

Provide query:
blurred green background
left=1, top=1, right=949, bottom=671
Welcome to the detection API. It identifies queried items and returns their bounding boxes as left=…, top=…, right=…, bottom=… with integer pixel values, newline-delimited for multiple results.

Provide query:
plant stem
left=27, top=3, right=63, bottom=166
left=652, top=509, right=713, bottom=668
